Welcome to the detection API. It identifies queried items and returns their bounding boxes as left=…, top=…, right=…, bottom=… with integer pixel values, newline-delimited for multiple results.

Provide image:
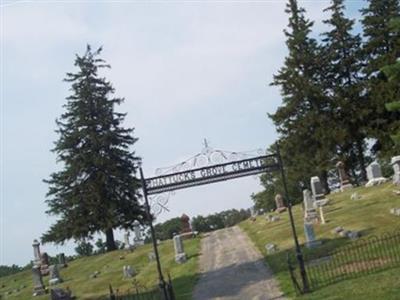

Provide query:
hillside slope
left=0, top=237, right=200, bottom=300
left=240, top=182, right=400, bottom=299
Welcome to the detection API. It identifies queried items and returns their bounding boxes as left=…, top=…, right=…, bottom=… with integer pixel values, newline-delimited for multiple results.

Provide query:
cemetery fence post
left=276, top=142, right=310, bottom=293
left=139, top=167, right=170, bottom=300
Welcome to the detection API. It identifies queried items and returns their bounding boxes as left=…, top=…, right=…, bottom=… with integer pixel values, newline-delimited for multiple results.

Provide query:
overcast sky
left=1, top=0, right=364, bottom=266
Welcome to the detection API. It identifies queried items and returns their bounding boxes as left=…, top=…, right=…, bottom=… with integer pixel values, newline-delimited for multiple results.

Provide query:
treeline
left=0, top=264, right=26, bottom=278
left=153, top=209, right=250, bottom=241
left=0, top=258, right=58, bottom=278
left=253, top=0, right=400, bottom=210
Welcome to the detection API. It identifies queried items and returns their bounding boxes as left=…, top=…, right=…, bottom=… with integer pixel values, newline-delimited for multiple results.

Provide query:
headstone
left=331, top=226, right=344, bottom=234
left=303, top=189, right=314, bottom=211
left=274, top=194, right=287, bottom=213
left=310, top=177, right=329, bottom=206
left=347, top=231, right=361, bottom=240
left=365, top=162, right=387, bottom=186
left=271, top=216, right=280, bottom=222
left=32, top=266, right=46, bottom=296
left=265, top=215, right=280, bottom=222
left=133, top=221, right=144, bottom=246
left=265, top=243, right=278, bottom=254
left=175, top=253, right=187, bottom=264
left=57, top=253, right=67, bottom=268
left=390, top=208, right=400, bottom=216
left=173, top=235, right=184, bottom=254
left=310, top=177, right=324, bottom=200
left=40, top=253, right=50, bottom=276
left=304, top=223, right=321, bottom=248
left=173, top=235, right=187, bottom=264
left=50, top=288, right=73, bottom=300
left=336, top=161, right=353, bottom=191
left=350, top=192, right=362, bottom=200
left=122, top=265, right=136, bottom=278
left=180, top=214, right=192, bottom=234
left=49, top=265, right=62, bottom=285
left=180, top=214, right=195, bottom=239
left=148, top=252, right=156, bottom=261
left=303, top=189, right=319, bottom=223
left=339, top=230, right=350, bottom=237
left=391, top=156, right=400, bottom=185
left=32, top=239, right=41, bottom=266
left=123, top=232, right=131, bottom=249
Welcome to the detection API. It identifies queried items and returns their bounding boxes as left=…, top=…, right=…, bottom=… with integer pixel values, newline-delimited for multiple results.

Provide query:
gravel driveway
left=192, top=226, right=286, bottom=300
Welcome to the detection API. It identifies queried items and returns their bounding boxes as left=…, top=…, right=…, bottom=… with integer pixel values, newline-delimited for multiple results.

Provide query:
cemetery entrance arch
left=139, top=142, right=309, bottom=299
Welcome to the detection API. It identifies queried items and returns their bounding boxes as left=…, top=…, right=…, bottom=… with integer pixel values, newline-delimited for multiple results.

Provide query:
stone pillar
left=303, top=189, right=318, bottom=223
left=173, top=235, right=187, bottom=264
left=303, top=189, right=314, bottom=212
left=32, top=265, right=46, bottom=296
left=391, top=156, right=400, bottom=185
left=274, top=194, right=287, bottom=213
left=336, top=161, right=353, bottom=191
left=124, top=232, right=130, bottom=249
left=32, top=239, right=41, bottom=266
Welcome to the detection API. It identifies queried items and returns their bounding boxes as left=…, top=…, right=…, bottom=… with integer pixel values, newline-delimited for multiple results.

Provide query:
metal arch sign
left=144, top=154, right=279, bottom=195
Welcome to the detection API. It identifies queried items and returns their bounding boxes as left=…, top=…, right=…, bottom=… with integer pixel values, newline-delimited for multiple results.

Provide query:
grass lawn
left=0, top=237, right=200, bottom=300
left=240, top=182, right=400, bottom=300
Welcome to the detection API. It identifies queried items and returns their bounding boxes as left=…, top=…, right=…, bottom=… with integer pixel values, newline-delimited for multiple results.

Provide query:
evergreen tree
left=321, top=0, right=368, bottom=182
left=361, top=0, right=400, bottom=157
left=42, top=46, right=145, bottom=251
left=382, top=18, right=400, bottom=150
left=270, top=0, right=334, bottom=191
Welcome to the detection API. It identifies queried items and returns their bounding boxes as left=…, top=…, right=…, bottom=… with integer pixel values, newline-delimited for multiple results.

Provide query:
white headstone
left=32, top=240, right=42, bottom=267
left=365, top=161, right=387, bottom=187
left=173, top=235, right=187, bottom=264
left=391, top=156, right=400, bottom=185
left=123, top=265, right=136, bottom=278
left=173, top=235, right=184, bottom=254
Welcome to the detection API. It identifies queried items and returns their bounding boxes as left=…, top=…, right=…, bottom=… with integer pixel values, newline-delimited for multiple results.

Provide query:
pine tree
left=361, top=0, right=400, bottom=157
left=42, top=46, right=145, bottom=251
left=321, top=0, right=368, bottom=182
left=382, top=18, right=400, bottom=151
left=270, top=0, right=334, bottom=191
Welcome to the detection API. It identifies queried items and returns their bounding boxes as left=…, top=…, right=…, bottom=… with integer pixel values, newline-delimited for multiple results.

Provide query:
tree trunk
left=320, top=170, right=331, bottom=194
left=105, top=228, right=117, bottom=251
left=356, top=139, right=367, bottom=182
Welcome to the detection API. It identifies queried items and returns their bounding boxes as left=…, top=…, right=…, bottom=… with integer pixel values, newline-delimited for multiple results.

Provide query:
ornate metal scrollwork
left=148, top=139, right=265, bottom=216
